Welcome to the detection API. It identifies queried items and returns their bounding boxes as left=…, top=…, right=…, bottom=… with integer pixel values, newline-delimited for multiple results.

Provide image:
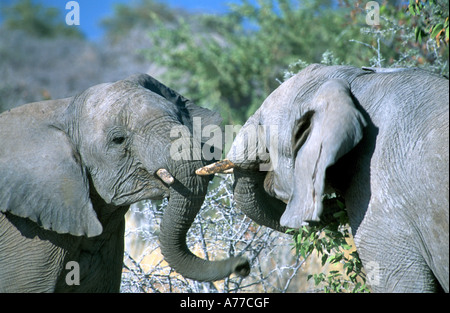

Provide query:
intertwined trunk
left=159, top=160, right=249, bottom=281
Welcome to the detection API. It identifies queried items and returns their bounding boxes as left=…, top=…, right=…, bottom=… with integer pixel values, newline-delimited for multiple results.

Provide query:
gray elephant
left=198, top=64, right=449, bottom=292
left=0, top=74, right=249, bottom=292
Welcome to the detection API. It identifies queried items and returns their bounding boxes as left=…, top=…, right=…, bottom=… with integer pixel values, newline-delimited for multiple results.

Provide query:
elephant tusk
left=156, top=168, right=175, bottom=185
left=195, top=159, right=235, bottom=176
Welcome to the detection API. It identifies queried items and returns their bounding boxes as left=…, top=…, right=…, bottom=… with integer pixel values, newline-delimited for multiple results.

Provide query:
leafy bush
left=289, top=195, right=369, bottom=293
left=407, top=0, right=449, bottom=45
left=144, top=0, right=367, bottom=124
left=143, top=0, right=448, bottom=126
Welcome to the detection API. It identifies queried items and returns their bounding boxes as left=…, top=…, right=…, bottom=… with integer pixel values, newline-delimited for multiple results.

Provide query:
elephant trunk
left=233, top=168, right=287, bottom=233
left=159, top=160, right=250, bottom=282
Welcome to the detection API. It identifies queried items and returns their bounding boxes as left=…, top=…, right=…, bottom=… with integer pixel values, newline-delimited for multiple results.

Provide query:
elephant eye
left=112, top=136, right=126, bottom=145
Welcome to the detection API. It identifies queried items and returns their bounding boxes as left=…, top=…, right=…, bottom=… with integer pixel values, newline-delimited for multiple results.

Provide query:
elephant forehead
left=81, top=99, right=123, bottom=137
left=79, top=83, right=122, bottom=119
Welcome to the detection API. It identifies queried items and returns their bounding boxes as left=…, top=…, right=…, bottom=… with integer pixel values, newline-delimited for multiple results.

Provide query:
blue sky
left=2, top=0, right=239, bottom=40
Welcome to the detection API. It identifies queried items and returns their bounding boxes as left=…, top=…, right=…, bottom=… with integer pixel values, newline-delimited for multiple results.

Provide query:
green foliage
left=144, top=0, right=363, bottom=124
left=288, top=195, right=370, bottom=293
left=341, top=0, right=448, bottom=74
left=0, top=0, right=84, bottom=38
left=408, top=0, right=449, bottom=45
left=141, top=0, right=448, bottom=125
left=100, top=0, right=181, bottom=41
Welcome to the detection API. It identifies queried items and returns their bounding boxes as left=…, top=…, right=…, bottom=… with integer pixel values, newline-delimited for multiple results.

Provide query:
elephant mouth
left=112, top=187, right=170, bottom=206
left=111, top=168, right=173, bottom=206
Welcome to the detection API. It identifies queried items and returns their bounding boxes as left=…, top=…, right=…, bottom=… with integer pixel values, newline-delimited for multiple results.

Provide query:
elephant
left=0, top=73, right=249, bottom=292
left=197, top=64, right=449, bottom=292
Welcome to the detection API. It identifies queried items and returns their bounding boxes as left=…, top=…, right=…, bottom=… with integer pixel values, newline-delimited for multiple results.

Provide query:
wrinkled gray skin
left=0, top=74, right=249, bottom=292
left=228, top=64, right=449, bottom=292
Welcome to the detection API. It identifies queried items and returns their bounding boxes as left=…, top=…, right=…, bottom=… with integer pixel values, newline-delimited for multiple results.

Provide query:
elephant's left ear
left=280, top=79, right=367, bottom=228
left=0, top=102, right=103, bottom=237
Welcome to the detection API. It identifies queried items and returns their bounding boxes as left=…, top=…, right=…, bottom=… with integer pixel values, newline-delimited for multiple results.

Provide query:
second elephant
left=200, top=64, right=449, bottom=292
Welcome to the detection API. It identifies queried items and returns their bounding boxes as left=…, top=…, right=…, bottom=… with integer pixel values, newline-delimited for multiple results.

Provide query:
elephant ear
left=280, top=79, right=367, bottom=228
left=0, top=101, right=102, bottom=237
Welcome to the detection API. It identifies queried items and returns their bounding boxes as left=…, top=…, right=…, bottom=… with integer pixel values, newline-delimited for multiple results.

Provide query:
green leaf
left=342, top=243, right=352, bottom=250
left=332, top=210, right=345, bottom=219
left=336, top=200, right=346, bottom=210
left=349, top=272, right=358, bottom=281
left=331, top=253, right=344, bottom=264
left=415, top=26, right=423, bottom=43
left=409, top=4, right=416, bottom=16
left=353, top=282, right=362, bottom=293
left=431, top=23, right=444, bottom=38
left=343, top=281, right=349, bottom=290
left=321, top=254, right=328, bottom=266
left=344, top=263, right=354, bottom=275
left=313, top=273, right=325, bottom=286
left=326, top=254, right=335, bottom=264
left=299, top=246, right=306, bottom=259
left=350, top=251, right=360, bottom=259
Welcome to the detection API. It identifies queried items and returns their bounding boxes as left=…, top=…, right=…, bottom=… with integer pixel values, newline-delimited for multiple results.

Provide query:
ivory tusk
left=156, top=168, right=175, bottom=185
left=195, top=159, right=235, bottom=176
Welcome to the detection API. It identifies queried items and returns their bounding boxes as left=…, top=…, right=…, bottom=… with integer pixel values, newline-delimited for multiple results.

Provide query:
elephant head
left=0, top=73, right=249, bottom=282
left=197, top=64, right=367, bottom=230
